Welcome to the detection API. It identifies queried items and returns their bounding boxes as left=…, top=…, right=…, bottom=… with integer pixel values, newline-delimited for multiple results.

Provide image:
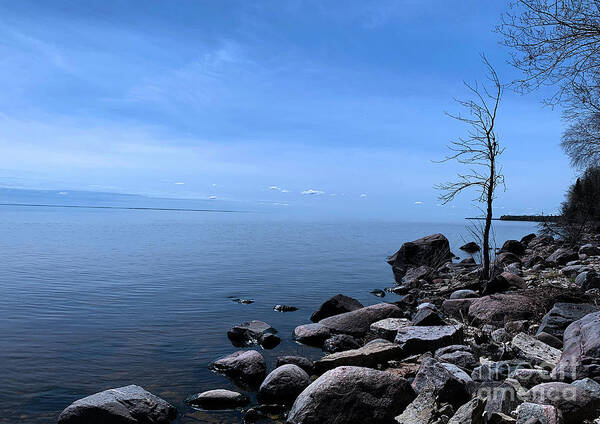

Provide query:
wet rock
left=276, top=356, right=314, bottom=375
left=57, top=385, right=177, bottom=424
left=370, top=317, right=411, bottom=341
left=259, top=333, right=281, bottom=349
left=442, top=298, right=475, bottom=319
left=450, top=289, right=479, bottom=299
left=315, top=339, right=402, bottom=373
left=293, top=323, right=331, bottom=346
left=580, top=244, right=600, bottom=256
left=319, top=302, right=403, bottom=337
left=371, top=289, right=386, bottom=298
left=310, top=294, right=363, bottom=323
left=553, top=311, right=600, bottom=382
left=435, top=345, right=478, bottom=370
left=412, top=357, right=474, bottom=408
left=537, top=302, right=600, bottom=339
left=575, top=271, right=600, bottom=290
left=243, top=404, right=287, bottom=422
left=395, top=325, right=463, bottom=355
left=460, top=242, right=481, bottom=253
left=274, top=304, right=298, bottom=312
left=468, top=294, right=540, bottom=326
left=257, top=364, right=310, bottom=405
left=526, top=382, right=600, bottom=424
left=511, top=333, right=561, bottom=368
left=210, top=350, right=266, bottom=387
left=186, top=389, right=249, bottom=410
left=447, top=397, right=486, bottom=424
left=515, top=402, right=559, bottom=424
left=546, top=248, right=578, bottom=266
left=501, top=240, right=526, bottom=256
left=231, top=298, right=254, bottom=304
left=227, top=320, right=277, bottom=348
left=387, top=234, right=453, bottom=282
left=287, top=366, right=416, bottom=424
left=509, top=369, right=552, bottom=389
left=323, top=334, right=360, bottom=353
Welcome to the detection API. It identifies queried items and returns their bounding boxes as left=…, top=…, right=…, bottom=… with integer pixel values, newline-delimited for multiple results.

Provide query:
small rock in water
left=186, top=389, right=249, bottom=410
left=230, top=297, right=254, bottom=304
left=273, top=304, right=298, bottom=312
left=371, top=289, right=386, bottom=297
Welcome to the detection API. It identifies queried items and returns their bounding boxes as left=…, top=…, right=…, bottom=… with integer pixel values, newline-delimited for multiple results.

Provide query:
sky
left=0, top=0, right=577, bottom=219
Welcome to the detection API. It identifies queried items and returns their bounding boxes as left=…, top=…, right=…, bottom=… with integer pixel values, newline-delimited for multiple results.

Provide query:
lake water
left=0, top=204, right=537, bottom=423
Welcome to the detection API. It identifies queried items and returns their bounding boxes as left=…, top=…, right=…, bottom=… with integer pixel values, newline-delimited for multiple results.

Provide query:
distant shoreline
left=0, top=203, right=245, bottom=213
left=466, top=215, right=560, bottom=223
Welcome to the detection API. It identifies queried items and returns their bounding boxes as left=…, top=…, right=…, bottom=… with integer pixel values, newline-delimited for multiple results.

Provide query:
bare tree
left=561, top=112, right=600, bottom=168
left=436, top=57, right=505, bottom=280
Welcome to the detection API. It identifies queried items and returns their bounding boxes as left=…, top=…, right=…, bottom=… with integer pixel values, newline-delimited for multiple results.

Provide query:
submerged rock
left=371, top=289, right=386, bottom=298
left=310, top=294, right=363, bottom=323
left=287, top=366, right=415, bottom=424
left=186, top=389, right=249, bottom=410
left=227, top=320, right=278, bottom=348
left=57, top=385, right=177, bottom=424
left=210, top=350, right=266, bottom=387
left=274, top=304, right=298, bottom=312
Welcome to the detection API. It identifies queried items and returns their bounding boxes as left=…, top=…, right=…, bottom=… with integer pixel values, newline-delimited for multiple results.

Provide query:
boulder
left=482, top=274, right=511, bottom=295
left=293, top=323, right=331, bottom=346
left=546, top=248, right=578, bottom=266
left=472, top=360, right=532, bottom=382
left=526, top=382, right=600, bottom=424
left=57, top=385, right=177, bottom=424
left=257, top=364, right=311, bottom=405
left=468, top=294, right=540, bottom=325
left=319, top=303, right=403, bottom=337
left=553, top=311, right=600, bottom=382
left=274, top=304, right=298, bottom=312
left=450, top=289, right=479, bottom=299
left=536, top=332, right=563, bottom=349
left=186, top=389, right=249, bottom=410
left=412, top=305, right=444, bottom=326
left=515, top=402, right=559, bottom=424
left=491, top=328, right=511, bottom=343
left=537, top=302, right=600, bottom=339
left=580, top=244, right=600, bottom=256
left=521, top=233, right=537, bottom=246
left=395, top=325, right=463, bottom=355
left=227, top=320, right=277, bottom=348
left=442, top=298, right=474, bottom=319
left=501, top=240, right=526, bottom=256
left=323, top=334, right=360, bottom=353
left=310, top=294, right=363, bottom=323
left=435, top=345, right=479, bottom=370
left=477, top=382, right=520, bottom=415
left=210, top=350, right=266, bottom=387
left=412, top=357, right=474, bottom=407
left=572, top=378, right=600, bottom=399
left=510, top=368, right=551, bottom=389
left=276, top=356, right=315, bottom=375
left=561, top=265, right=591, bottom=278
left=501, top=272, right=527, bottom=289
left=447, top=397, right=486, bottom=424
left=511, top=333, right=561, bottom=368
left=387, top=234, right=453, bottom=282
left=575, top=271, right=600, bottom=290
left=494, top=252, right=522, bottom=268
left=370, top=318, right=411, bottom=341
left=460, top=242, right=481, bottom=253
left=315, top=340, right=402, bottom=373
left=401, top=265, right=434, bottom=285
left=287, top=366, right=416, bottom=424
left=393, top=390, right=438, bottom=424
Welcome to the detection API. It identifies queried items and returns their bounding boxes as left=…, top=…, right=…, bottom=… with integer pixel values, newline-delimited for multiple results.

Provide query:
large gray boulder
left=411, top=357, right=474, bottom=408
left=434, top=345, right=478, bottom=370
left=546, top=248, right=578, bottom=266
left=553, top=311, right=600, bottom=382
left=576, top=271, right=600, bottom=290
left=526, top=382, right=600, bottom=424
left=515, top=402, right=559, bottom=424
left=293, top=323, right=331, bottom=346
left=57, top=385, right=177, bottom=424
left=210, top=350, right=266, bottom=387
left=258, top=364, right=310, bottom=405
left=310, top=294, right=363, bottom=323
left=276, top=356, right=314, bottom=375
left=387, top=234, right=453, bottom=282
left=186, top=389, right=249, bottom=410
left=394, top=325, right=463, bottom=355
left=315, top=340, right=402, bottom=373
left=511, top=333, right=561, bottom=368
left=468, top=294, right=540, bottom=325
left=287, top=366, right=415, bottom=424
left=318, top=303, right=403, bottom=337
left=537, top=302, right=600, bottom=339
left=394, top=390, right=438, bottom=424
left=370, top=318, right=411, bottom=341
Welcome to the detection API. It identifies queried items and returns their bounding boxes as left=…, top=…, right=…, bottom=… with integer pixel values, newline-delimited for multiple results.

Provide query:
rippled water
left=0, top=205, right=537, bottom=423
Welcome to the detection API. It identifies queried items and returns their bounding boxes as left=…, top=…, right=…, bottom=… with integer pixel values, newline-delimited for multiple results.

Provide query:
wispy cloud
left=174, top=182, right=185, bottom=185
left=302, top=189, right=325, bottom=195
left=414, top=201, right=423, bottom=205
left=360, top=193, right=367, bottom=198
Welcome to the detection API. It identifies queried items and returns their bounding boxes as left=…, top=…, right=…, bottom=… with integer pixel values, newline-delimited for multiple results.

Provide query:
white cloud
left=414, top=201, right=423, bottom=205
left=301, top=189, right=325, bottom=195
left=269, top=185, right=282, bottom=191
left=208, top=195, right=216, bottom=200
left=174, top=182, right=185, bottom=185
left=281, top=189, right=290, bottom=193
left=360, top=193, right=367, bottom=198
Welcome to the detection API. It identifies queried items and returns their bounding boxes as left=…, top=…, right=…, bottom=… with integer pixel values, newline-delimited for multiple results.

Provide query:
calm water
left=0, top=205, right=537, bottom=423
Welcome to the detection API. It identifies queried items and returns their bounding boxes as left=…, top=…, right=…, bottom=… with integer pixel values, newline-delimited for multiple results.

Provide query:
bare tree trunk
left=483, top=158, right=494, bottom=280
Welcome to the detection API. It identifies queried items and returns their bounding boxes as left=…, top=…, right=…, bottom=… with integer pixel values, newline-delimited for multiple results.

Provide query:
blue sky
left=0, top=0, right=575, bottom=218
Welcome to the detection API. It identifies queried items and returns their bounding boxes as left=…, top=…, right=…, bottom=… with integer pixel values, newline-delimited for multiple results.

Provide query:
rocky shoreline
left=57, top=232, right=600, bottom=423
